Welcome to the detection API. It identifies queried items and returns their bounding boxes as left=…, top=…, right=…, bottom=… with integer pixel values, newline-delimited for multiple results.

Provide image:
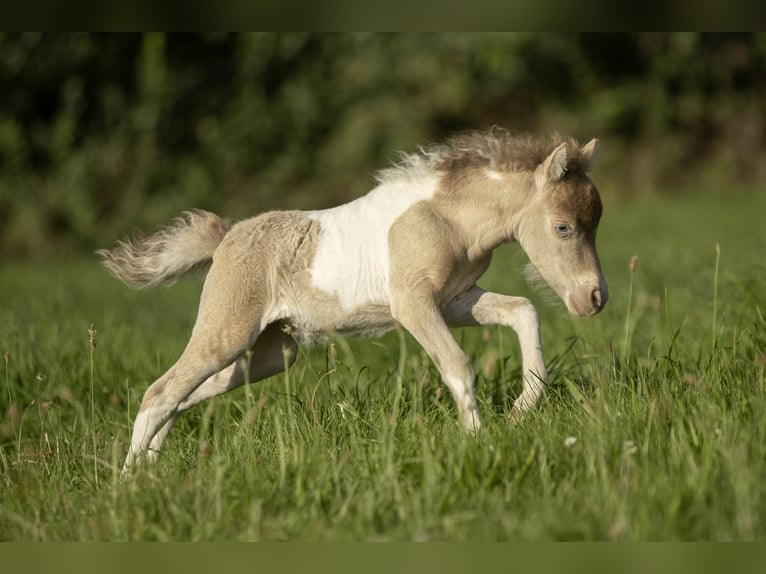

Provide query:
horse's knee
left=507, top=297, right=538, bottom=326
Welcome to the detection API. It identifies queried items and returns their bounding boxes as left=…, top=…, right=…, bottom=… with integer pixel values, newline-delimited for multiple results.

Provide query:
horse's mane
left=375, top=127, right=589, bottom=184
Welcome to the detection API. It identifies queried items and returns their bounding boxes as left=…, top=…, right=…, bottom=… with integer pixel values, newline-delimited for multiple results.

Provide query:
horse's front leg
left=391, top=288, right=481, bottom=432
left=443, top=285, right=548, bottom=420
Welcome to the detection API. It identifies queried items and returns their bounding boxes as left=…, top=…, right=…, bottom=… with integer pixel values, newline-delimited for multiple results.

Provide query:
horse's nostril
left=591, top=288, right=602, bottom=310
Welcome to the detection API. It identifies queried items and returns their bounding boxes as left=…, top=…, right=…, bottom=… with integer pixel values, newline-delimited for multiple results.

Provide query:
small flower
left=564, top=436, right=578, bottom=448
left=629, top=256, right=638, bottom=273
left=88, top=323, right=97, bottom=349
left=35, top=372, right=47, bottom=383
left=3, top=351, right=9, bottom=364
left=623, top=440, right=637, bottom=455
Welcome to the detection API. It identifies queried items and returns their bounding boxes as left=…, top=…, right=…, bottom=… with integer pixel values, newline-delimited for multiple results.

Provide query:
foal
left=100, top=129, right=608, bottom=473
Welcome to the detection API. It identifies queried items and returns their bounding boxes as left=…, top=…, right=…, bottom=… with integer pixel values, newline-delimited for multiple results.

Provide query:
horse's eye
left=554, top=223, right=573, bottom=237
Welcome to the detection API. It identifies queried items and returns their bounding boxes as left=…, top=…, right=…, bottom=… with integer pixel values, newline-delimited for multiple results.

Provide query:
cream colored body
left=99, top=129, right=607, bottom=475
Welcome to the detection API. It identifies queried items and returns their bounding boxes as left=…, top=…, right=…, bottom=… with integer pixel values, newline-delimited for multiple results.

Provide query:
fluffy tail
left=97, top=210, right=232, bottom=288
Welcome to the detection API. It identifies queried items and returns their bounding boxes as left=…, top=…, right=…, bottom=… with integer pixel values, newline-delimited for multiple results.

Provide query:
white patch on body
left=307, top=177, right=438, bottom=311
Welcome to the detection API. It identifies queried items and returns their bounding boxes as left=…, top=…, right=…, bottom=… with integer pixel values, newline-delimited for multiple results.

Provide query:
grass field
left=1, top=190, right=765, bottom=541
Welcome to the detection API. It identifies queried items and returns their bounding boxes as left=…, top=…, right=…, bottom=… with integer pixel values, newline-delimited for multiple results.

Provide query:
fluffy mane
left=376, top=127, right=589, bottom=184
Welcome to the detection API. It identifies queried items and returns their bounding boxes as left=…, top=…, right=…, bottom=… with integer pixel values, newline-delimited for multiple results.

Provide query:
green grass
left=1, top=190, right=765, bottom=541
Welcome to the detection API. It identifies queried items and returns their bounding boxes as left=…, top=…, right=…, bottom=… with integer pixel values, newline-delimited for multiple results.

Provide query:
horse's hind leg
left=145, top=321, right=297, bottom=459
left=178, top=321, right=297, bottom=411
left=123, top=329, right=253, bottom=474
left=122, top=258, right=271, bottom=475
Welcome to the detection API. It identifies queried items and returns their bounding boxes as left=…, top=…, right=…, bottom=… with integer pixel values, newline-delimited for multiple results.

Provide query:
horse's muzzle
left=568, top=283, right=608, bottom=317
left=590, top=286, right=607, bottom=314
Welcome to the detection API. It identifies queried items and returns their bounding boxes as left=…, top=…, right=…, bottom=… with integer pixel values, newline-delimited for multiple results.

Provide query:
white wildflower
left=623, top=440, right=637, bottom=455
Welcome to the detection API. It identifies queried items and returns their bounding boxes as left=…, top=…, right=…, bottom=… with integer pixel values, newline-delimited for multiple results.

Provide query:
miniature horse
left=99, top=129, right=608, bottom=474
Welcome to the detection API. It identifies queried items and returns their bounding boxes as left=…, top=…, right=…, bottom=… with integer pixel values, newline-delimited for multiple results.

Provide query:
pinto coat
left=99, top=128, right=607, bottom=474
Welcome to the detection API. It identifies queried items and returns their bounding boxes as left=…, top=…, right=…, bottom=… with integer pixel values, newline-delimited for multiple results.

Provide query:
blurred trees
left=1, top=33, right=764, bottom=258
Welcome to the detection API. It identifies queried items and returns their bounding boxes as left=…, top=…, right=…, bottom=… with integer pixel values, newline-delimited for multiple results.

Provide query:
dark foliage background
left=1, top=33, right=764, bottom=258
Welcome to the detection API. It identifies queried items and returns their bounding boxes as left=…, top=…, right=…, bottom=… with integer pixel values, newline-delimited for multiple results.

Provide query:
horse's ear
left=535, top=142, right=568, bottom=188
left=580, top=138, right=599, bottom=171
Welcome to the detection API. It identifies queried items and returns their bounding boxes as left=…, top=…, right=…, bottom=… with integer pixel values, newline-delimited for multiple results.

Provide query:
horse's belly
left=285, top=299, right=396, bottom=343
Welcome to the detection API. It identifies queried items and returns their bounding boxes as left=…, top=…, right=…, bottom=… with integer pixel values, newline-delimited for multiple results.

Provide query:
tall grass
left=88, top=323, right=98, bottom=488
left=0, top=190, right=765, bottom=540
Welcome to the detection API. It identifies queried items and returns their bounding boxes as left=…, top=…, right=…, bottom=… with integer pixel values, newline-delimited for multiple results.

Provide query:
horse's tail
left=97, top=210, right=232, bottom=288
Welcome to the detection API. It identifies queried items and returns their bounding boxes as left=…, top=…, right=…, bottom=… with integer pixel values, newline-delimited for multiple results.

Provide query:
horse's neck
left=432, top=171, right=534, bottom=260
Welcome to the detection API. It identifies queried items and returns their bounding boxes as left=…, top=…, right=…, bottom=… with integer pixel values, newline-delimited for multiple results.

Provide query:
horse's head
left=517, top=138, right=608, bottom=317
